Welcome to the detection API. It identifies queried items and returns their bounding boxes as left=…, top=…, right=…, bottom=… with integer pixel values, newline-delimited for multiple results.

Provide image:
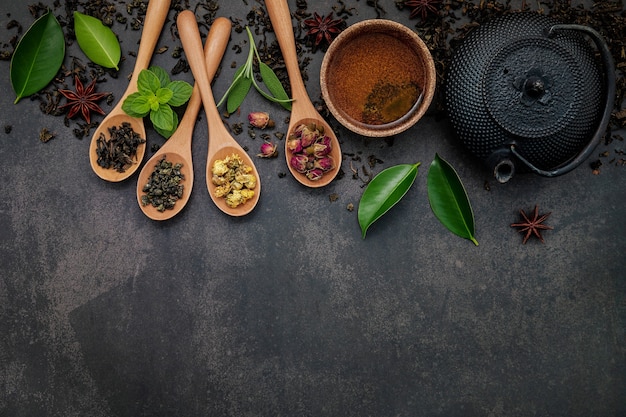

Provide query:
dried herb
left=303, top=12, right=345, bottom=47
left=358, top=163, right=420, bottom=239
left=427, top=154, right=478, bottom=246
left=217, top=26, right=292, bottom=114
left=73, top=11, right=121, bottom=70
left=121, top=66, right=193, bottom=139
left=11, top=10, right=64, bottom=103
left=95, top=122, right=145, bottom=172
left=58, top=76, right=110, bottom=124
left=510, top=205, right=553, bottom=244
left=141, top=158, right=184, bottom=212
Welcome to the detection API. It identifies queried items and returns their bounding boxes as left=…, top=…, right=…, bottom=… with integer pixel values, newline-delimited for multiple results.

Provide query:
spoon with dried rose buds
left=177, top=11, right=261, bottom=216
left=89, top=0, right=171, bottom=182
left=135, top=17, right=232, bottom=221
left=265, top=0, right=342, bottom=187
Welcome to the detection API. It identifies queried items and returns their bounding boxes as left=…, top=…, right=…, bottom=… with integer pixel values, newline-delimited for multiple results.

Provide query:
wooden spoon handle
left=177, top=11, right=222, bottom=122
left=264, top=0, right=309, bottom=100
left=129, top=0, right=172, bottom=84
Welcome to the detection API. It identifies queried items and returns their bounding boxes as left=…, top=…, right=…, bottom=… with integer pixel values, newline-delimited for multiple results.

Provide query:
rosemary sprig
left=217, top=26, right=292, bottom=113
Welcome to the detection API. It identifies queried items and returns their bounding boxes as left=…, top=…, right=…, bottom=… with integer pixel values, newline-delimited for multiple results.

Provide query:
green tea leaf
left=150, top=104, right=175, bottom=132
left=156, top=87, right=173, bottom=104
left=427, top=154, right=478, bottom=246
left=74, top=12, right=120, bottom=70
left=166, top=80, right=193, bottom=107
left=258, top=62, right=292, bottom=111
left=227, top=73, right=253, bottom=114
left=149, top=65, right=170, bottom=88
left=358, top=163, right=420, bottom=239
left=137, top=69, right=160, bottom=95
left=10, top=11, right=65, bottom=103
left=121, top=92, right=150, bottom=117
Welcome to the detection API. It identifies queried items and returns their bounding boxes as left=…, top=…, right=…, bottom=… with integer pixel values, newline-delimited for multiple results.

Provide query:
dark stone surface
left=1, top=1, right=624, bottom=416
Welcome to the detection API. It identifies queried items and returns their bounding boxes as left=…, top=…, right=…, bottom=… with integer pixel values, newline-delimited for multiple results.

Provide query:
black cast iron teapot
left=445, top=13, right=615, bottom=183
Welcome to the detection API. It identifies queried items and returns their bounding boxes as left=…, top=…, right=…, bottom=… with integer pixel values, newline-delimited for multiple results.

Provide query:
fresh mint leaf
left=166, top=81, right=193, bottom=107
left=156, top=87, right=173, bottom=104
left=150, top=103, right=175, bottom=132
left=149, top=65, right=170, bottom=88
left=121, top=92, right=150, bottom=117
left=137, top=69, right=161, bottom=95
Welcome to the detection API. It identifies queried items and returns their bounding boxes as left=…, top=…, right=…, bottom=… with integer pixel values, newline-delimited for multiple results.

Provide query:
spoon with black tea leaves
left=178, top=11, right=261, bottom=216
left=89, top=0, right=171, bottom=182
left=265, top=0, right=342, bottom=187
left=136, top=17, right=232, bottom=221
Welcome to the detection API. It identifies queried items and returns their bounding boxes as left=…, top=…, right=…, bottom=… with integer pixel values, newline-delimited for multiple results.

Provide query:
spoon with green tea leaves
left=136, top=17, right=232, bottom=221
left=88, top=0, right=171, bottom=182
left=265, top=0, right=342, bottom=187
left=178, top=11, right=261, bottom=216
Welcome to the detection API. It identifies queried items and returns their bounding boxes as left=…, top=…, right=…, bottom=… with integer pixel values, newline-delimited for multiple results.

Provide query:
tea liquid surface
left=327, top=32, right=424, bottom=125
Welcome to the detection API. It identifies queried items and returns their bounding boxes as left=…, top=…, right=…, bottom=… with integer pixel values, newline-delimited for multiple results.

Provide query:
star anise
left=511, top=205, right=553, bottom=244
left=303, top=12, right=344, bottom=47
left=405, top=0, right=441, bottom=21
left=58, top=76, right=110, bottom=124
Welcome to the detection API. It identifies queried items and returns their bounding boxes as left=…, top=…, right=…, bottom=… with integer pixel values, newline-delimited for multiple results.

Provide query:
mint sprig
left=122, top=66, right=193, bottom=139
left=217, top=26, right=292, bottom=114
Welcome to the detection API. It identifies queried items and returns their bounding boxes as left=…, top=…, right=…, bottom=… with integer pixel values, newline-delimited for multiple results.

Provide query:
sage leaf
left=227, top=74, right=253, bottom=114
left=10, top=10, right=65, bottom=103
left=149, top=65, right=170, bottom=88
left=166, top=81, right=193, bottom=107
left=358, top=163, right=420, bottom=239
left=427, top=154, right=478, bottom=246
left=74, top=12, right=120, bottom=70
left=258, top=62, right=291, bottom=111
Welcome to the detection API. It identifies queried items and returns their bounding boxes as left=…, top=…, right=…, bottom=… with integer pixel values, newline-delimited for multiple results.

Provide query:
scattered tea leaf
left=10, top=11, right=65, bottom=103
left=74, top=12, right=121, bottom=70
left=358, top=163, right=420, bottom=239
left=427, top=154, right=478, bottom=245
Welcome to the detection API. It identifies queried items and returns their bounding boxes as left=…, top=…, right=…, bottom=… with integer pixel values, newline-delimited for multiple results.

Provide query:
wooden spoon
left=136, top=17, right=232, bottom=221
left=177, top=11, right=260, bottom=216
left=265, top=0, right=342, bottom=188
left=88, top=0, right=171, bottom=182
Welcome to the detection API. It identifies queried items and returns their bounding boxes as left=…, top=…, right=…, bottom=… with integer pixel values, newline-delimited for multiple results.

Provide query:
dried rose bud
left=313, top=140, right=331, bottom=158
left=286, top=138, right=302, bottom=153
left=290, top=154, right=309, bottom=173
left=306, top=168, right=324, bottom=181
left=314, top=156, right=334, bottom=172
left=247, top=112, right=274, bottom=129
left=300, top=126, right=318, bottom=147
left=257, top=141, right=278, bottom=158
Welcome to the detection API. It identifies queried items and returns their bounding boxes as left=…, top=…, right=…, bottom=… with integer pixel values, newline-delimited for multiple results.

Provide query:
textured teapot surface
left=445, top=12, right=613, bottom=182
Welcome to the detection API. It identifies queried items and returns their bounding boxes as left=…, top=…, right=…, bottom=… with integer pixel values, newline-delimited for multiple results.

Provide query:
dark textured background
left=1, top=1, right=624, bottom=416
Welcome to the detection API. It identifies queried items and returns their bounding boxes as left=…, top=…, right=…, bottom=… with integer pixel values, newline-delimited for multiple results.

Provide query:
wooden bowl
left=320, top=19, right=436, bottom=137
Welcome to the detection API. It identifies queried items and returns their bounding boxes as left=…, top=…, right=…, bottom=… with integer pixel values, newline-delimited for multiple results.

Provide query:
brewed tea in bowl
left=320, top=19, right=436, bottom=137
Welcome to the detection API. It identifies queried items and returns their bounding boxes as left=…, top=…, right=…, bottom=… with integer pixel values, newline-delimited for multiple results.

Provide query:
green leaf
left=156, top=87, right=173, bottom=104
left=166, top=80, right=193, bottom=107
left=149, top=65, right=170, bottom=87
left=137, top=69, right=161, bottom=95
left=121, top=92, right=150, bottom=117
left=358, top=163, right=420, bottom=239
left=10, top=11, right=65, bottom=103
left=227, top=73, right=253, bottom=114
left=153, top=112, right=178, bottom=139
left=73, top=12, right=120, bottom=70
left=150, top=104, right=175, bottom=132
left=258, top=62, right=292, bottom=111
left=427, top=154, right=478, bottom=246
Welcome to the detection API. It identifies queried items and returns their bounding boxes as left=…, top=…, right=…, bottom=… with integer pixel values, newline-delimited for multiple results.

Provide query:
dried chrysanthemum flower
left=211, top=153, right=256, bottom=208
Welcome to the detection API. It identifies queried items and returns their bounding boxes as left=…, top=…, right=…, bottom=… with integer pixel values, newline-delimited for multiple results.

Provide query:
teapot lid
left=484, top=37, right=583, bottom=138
